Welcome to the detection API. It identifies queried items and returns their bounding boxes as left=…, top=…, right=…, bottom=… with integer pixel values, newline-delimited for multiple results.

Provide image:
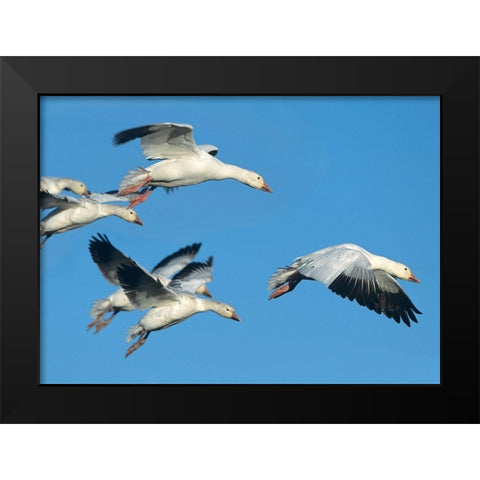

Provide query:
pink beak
left=408, top=273, right=420, bottom=283
left=231, top=312, right=241, bottom=322
left=260, top=181, right=273, bottom=193
left=134, top=217, right=144, bottom=226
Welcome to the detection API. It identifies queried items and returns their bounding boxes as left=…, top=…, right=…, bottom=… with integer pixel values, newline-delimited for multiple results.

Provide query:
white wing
left=113, top=123, right=201, bottom=160
left=86, top=191, right=141, bottom=204
left=296, top=245, right=421, bottom=325
left=169, top=257, right=213, bottom=294
left=150, top=243, right=202, bottom=278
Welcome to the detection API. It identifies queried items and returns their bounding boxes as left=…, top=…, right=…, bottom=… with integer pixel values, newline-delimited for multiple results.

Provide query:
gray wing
left=367, top=270, right=421, bottom=326
left=113, top=123, right=200, bottom=160
left=298, top=246, right=421, bottom=326
left=88, top=233, right=133, bottom=285
left=117, top=259, right=180, bottom=310
left=40, top=191, right=81, bottom=210
left=150, top=243, right=202, bottom=278
left=169, top=257, right=213, bottom=294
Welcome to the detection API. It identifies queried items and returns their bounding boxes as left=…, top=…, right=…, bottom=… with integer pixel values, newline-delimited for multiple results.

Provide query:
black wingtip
left=88, top=233, right=115, bottom=264
left=113, top=125, right=154, bottom=146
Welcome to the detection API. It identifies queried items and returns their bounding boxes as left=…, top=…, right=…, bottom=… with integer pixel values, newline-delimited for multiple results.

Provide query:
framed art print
left=1, top=57, right=478, bottom=423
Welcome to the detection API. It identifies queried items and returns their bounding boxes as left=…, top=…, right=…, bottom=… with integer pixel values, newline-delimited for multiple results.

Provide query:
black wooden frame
left=1, top=57, right=478, bottom=423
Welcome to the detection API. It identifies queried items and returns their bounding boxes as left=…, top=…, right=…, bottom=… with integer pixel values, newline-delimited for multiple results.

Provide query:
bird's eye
left=130, top=211, right=133, bottom=215
left=404, top=267, right=407, bottom=271
left=226, top=308, right=230, bottom=311
left=257, top=176, right=260, bottom=180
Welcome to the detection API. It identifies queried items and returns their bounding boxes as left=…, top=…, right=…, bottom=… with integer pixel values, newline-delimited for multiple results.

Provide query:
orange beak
left=408, top=273, right=420, bottom=283
left=260, top=181, right=273, bottom=193
left=134, top=217, right=144, bottom=226
left=231, top=312, right=241, bottom=322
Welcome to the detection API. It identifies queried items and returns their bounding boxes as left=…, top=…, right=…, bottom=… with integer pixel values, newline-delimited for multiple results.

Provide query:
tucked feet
left=268, top=283, right=291, bottom=300
left=118, top=175, right=152, bottom=196
left=127, top=189, right=153, bottom=208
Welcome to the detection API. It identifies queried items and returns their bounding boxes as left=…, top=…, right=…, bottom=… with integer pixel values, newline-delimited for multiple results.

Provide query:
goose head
left=242, top=170, right=273, bottom=193
left=66, top=180, right=90, bottom=196
left=212, top=302, right=241, bottom=321
left=118, top=208, right=144, bottom=226
left=393, top=262, right=420, bottom=283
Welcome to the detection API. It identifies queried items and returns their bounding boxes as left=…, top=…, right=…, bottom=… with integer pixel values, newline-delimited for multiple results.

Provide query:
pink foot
left=87, top=313, right=106, bottom=331
left=268, top=283, right=291, bottom=300
left=94, top=315, right=114, bottom=334
left=127, top=189, right=153, bottom=208
left=125, top=336, right=148, bottom=358
left=118, top=175, right=152, bottom=196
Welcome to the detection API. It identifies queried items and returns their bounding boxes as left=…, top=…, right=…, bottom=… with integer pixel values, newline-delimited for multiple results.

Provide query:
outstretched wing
left=86, top=191, right=142, bottom=204
left=40, top=191, right=81, bottom=210
left=150, top=243, right=202, bottom=278
left=295, top=245, right=422, bottom=326
left=113, top=123, right=200, bottom=160
left=89, top=233, right=134, bottom=285
left=117, top=259, right=180, bottom=310
left=169, top=257, right=213, bottom=294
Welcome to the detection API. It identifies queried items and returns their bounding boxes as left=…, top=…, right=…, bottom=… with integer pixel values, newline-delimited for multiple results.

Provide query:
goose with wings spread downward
left=88, top=234, right=213, bottom=333
left=268, top=243, right=422, bottom=326
left=117, top=258, right=240, bottom=358
left=114, top=122, right=273, bottom=208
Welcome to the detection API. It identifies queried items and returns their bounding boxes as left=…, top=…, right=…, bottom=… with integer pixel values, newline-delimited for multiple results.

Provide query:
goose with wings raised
left=268, top=243, right=422, bottom=326
left=40, top=191, right=143, bottom=249
left=117, top=258, right=240, bottom=358
left=114, top=122, right=273, bottom=207
left=88, top=234, right=213, bottom=333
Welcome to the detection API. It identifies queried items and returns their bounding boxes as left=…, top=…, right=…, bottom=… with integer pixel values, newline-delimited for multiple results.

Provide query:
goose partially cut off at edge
left=40, top=192, right=143, bottom=249
left=117, top=259, right=240, bottom=358
left=113, top=122, right=273, bottom=208
left=268, top=243, right=422, bottom=326
left=87, top=234, right=213, bottom=333
left=40, top=176, right=90, bottom=196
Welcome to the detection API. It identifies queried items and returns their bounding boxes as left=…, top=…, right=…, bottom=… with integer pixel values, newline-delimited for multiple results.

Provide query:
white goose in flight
left=117, top=259, right=240, bottom=358
left=268, top=243, right=421, bottom=326
left=114, top=122, right=273, bottom=207
left=40, top=192, right=143, bottom=249
left=88, top=234, right=213, bottom=333
left=40, top=176, right=90, bottom=196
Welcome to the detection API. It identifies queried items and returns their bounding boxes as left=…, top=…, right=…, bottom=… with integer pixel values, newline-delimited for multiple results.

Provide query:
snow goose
left=117, top=259, right=240, bottom=358
left=40, top=176, right=90, bottom=196
left=113, top=122, right=273, bottom=207
left=87, top=234, right=213, bottom=333
left=268, top=243, right=422, bottom=326
left=40, top=192, right=143, bottom=249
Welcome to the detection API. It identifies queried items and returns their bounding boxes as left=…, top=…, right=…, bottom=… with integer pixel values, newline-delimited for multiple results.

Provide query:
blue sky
left=40, top=96, right=439, bottom=384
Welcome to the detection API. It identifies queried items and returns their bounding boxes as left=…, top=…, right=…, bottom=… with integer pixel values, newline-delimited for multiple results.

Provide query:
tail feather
left=267, top=266, right=297, bottom=291
left=119, top=167, right=150, bottom=192
left=90, top=298, right=112, bottom=319
left=126, top=324, right=144, bottom=343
